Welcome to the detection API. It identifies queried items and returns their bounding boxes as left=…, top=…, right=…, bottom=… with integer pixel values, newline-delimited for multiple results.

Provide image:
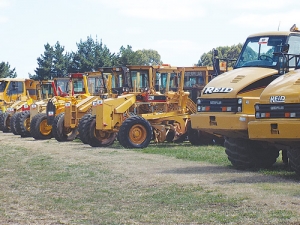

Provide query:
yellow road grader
left=29, top=73, right=90, bottom=140
left=78, top=64, right=197, bottom=148
left=52, top=67, right=130, bottom=142
left=0, top=78, right=40, bottom=133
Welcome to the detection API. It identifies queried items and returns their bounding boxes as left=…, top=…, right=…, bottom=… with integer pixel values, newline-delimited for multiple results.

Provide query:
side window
left=288, top=35, right=300, bottom=55
left=287, top=35, right=300, bottom=67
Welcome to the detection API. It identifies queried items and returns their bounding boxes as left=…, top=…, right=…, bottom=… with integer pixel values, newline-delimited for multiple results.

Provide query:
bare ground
left=0, top=132, right=300, bottom=224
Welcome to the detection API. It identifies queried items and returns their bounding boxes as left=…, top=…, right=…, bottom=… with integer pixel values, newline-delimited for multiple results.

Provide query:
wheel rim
left=24, top=117, right=30, bottom=132
left=39, top=119, right=52, bottom=135
left=95, top=130, right=115, bottom=143
left=129, top=124, right=147, bottom=145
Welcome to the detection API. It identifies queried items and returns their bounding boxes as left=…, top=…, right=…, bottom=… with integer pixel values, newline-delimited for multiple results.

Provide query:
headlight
left=197, top=99, right=201, bottom=105
left=255, top=112, right=260, bottom=118
left=238, top=98, right=242, bottom=104
left=255, top=104, right=259, bottom=111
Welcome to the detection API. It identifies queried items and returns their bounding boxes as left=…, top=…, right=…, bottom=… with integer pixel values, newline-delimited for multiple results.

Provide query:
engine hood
left=201, top=67, right=278, bottom=98
left=259, top=69, right=300, bottom=104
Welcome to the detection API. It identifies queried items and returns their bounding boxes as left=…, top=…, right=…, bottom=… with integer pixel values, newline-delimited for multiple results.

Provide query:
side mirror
left=282, top=44, right=289, bottom=53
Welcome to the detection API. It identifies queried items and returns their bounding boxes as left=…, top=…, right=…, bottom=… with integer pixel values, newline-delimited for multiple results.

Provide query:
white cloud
left=91, top=0, right=206, bottom=20
left=0, top=16, right=8, bottom=23
left=0, top=0, right=10, bottom=23
left=154, top=39, right=200, bottom=52
left=0, top=0, right=10, bottom=8
left=230, top=10, right=300, bottom=30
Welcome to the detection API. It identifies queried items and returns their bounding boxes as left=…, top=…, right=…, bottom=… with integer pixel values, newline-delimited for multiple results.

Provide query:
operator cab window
left=235, top=36, right=287, bottom=68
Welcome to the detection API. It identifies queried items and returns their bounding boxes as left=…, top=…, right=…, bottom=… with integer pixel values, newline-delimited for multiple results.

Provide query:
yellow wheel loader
left=190, top=25, right=300, bottom=169
left=81, top=64, right=197, bottom=148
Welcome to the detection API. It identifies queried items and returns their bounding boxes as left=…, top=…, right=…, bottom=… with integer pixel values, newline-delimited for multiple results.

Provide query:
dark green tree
left=68, top=36, right=114, bottom=73
left=116, top=46, right=162, bottom=66
left=30, top=42, right=70, bottom=80
left=134, top=49, right=162, bottom=65
left=52, top=42, right=69, bottom=78
left=31, top=43, right=54, bottom=80
left=0, top=62, right=17, bottom=78
left=116, top=45, right=137, bottom=66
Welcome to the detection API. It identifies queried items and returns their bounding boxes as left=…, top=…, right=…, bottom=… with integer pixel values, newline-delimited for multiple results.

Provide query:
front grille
left=255, top=103, right=300, bottom=118
left=197, top=98, right=242, bottom=113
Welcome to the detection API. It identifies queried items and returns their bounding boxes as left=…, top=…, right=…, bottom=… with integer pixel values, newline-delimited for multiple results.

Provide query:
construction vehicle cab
left=190, top=25, right=300, bottom=169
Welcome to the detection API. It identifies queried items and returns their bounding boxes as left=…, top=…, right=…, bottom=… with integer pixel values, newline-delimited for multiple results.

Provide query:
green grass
left=1, top=140, right=300, bottom=224
left=113, top=141, right=299, bottom=180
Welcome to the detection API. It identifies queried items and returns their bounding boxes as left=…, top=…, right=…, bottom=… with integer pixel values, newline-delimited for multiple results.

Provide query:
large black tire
left=287, top=148, right=300, bottom=176
left=224, top=137, right=279, bottom=170
left=1, top=112, right=11, bottom=133
left=85, top=116, right=116, bottom=147
left=10, top=112, right=22, bottom=135
left=52, top=113, right=78, bottom=142
left=78, top=113, right=92, bottom=144
left=15, top=111, right=31, bottom=137
left=118, top=116, right=152, bottom=149
left=0, top=112, right=4, bottom=131
left=30, top=113, right=52, bottom=140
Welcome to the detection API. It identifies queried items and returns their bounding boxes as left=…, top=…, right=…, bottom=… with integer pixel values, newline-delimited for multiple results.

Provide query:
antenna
left=278, top=21, right=281, bottom=31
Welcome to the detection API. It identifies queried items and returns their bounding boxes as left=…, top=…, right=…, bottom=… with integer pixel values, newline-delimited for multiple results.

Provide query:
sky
left=1, top=0, right=300, bottom=78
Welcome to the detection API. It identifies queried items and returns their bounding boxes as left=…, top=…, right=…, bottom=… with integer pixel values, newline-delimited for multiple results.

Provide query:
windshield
left=72, top=78, right=84, bottom=94
left=88, top=76, right=105, bottom=94
left=235, top=35, right=287, bottom=68
left=0, top=81, right=8, bottom=92
left=41, top=83, right=53, bottom=97
left=130, top=71, right=149, bottom=89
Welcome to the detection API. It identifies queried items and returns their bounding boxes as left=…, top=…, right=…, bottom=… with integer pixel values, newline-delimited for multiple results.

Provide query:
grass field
left=0, top=137, right=300, bottom=224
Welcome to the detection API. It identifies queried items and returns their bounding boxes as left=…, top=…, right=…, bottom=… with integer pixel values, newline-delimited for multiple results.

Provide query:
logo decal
left=270, top=96, right=285, bottom=103
left=203, top=87, right=233, bottom=94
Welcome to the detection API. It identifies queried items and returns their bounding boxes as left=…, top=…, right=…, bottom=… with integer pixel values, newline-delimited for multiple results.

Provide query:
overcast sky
left=1, top=0, right=300, bottom=78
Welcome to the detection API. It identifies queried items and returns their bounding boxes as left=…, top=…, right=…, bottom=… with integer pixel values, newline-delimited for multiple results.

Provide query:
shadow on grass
left=162, top=164, right=299, bottom=183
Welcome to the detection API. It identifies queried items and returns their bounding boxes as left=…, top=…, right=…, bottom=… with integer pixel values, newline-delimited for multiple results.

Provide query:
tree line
left=1, top=36, right=242, bottom=80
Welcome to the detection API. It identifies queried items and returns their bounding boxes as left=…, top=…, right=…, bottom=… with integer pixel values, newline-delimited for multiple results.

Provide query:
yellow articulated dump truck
left=190, top=24, right=300, bottom=169
left=248, top=53, right=300, bottom=175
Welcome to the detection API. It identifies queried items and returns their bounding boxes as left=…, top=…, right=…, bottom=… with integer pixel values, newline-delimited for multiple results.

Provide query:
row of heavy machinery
left=2, top=24, right=300, bottom=176
left=0, top=64, right=221, bottom=146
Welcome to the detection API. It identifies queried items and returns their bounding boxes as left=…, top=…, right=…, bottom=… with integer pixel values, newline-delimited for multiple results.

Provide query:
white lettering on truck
left=270, top=96, right=285, bottom=103
left=203, top=87, right=233, bottom=94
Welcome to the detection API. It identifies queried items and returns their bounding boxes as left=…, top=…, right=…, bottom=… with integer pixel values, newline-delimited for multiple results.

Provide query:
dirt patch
left=0, top=133, right=300, bottom=224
